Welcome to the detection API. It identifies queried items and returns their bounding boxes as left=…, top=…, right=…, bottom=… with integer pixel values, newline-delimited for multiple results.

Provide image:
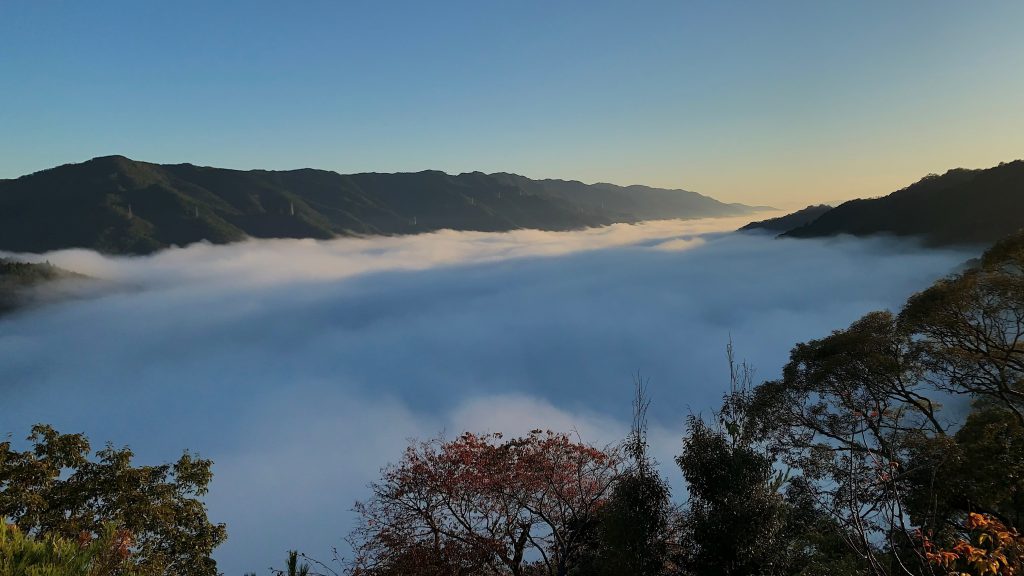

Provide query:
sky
left=2, top=1, right=1023, bottom=206
left=0, top=218, right=976, bottom=573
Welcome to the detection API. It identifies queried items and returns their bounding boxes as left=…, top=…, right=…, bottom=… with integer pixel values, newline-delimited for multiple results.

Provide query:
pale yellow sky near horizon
left=511, top=110, right=1024, bottom=210
left=654, top=142, right=1024, bottom=210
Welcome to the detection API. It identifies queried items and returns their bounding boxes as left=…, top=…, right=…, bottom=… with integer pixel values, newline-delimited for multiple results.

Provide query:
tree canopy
left=348, top=430, right=620, bottom=576
left=0, top=425, right=226, bottom=576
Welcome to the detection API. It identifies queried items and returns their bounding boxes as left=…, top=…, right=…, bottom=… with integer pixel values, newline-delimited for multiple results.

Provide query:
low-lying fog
left=0, top=216, right=977, bottom=574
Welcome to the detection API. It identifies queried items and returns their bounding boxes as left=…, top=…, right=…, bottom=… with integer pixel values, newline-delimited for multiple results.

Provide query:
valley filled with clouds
left=0, top=216, right=977, bottom=574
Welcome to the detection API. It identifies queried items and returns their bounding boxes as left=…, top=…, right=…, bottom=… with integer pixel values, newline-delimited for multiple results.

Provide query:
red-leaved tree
left=348, top=430, right=620, bottom=576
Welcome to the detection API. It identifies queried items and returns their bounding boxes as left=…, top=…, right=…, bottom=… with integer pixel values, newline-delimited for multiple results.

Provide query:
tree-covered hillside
left=0, top=258, right=79, bottom=315
left=0, top=157, right=758, bottom=255
left=781, top=160, right=1024, bottom=245
left=739, top=204, right=832, bottom=232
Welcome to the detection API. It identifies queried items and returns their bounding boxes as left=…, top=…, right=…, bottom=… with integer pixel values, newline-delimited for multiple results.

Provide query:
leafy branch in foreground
left=0, top=425, right=226, bottom=576
left=0, top=521, right=141, bottom=576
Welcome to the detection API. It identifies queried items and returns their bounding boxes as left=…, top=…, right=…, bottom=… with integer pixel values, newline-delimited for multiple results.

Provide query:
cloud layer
left=0, top=217, right=976, bottom=574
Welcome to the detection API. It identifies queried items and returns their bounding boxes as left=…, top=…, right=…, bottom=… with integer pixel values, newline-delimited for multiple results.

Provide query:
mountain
left=781, top=161, right=1024, bottom=245
left=0, top=259, right=82, bottom=315
left=489, top=173, right=765, bottom=222
left=0, top=156, right=759, bottom=255
left=739, top=204, right=832, bottom=232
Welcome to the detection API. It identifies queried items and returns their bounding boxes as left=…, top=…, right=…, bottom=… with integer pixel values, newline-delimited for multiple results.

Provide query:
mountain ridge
left=778, top=160, right=1024, bottom=245
left=0, top=156, right=760, bottom=255
left=734, top=160, right=1024, bottom=246
left=739, top=204, right=832, bottom=232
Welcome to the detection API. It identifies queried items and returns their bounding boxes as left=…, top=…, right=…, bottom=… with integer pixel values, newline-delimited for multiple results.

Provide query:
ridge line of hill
left=0, top=156, right=761, bottom=255
left=740, top=160, right=1024, bottom=246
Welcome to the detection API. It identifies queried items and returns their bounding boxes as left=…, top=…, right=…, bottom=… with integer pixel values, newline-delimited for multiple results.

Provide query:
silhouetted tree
left=900, top=230, right=1024, bottom=426
left=271, top=551, right=310, bottom=576
left=676, top=344, right=789, bottom=576
left=904, top=401, right=1024, bottom=537
left=576, top=376, right=675, bottom=576
left=749, top=312, right=947, bottom=575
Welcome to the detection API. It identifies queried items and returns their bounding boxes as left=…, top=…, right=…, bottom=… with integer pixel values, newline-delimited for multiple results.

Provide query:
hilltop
left=0, top=259, right=82, bottom=315
left=778, top=160, right=1024, bottom=246
left=0, top=157, right=759, bottom=255
left=739, top=204, right=832, bottom=232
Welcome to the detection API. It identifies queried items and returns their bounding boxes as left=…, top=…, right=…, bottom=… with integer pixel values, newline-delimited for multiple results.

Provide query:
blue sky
left=2, top=0, right=1023, bottom=205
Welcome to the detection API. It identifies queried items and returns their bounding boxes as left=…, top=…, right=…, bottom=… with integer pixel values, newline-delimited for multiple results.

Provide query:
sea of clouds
left=0, top=215, right=978, bottom=574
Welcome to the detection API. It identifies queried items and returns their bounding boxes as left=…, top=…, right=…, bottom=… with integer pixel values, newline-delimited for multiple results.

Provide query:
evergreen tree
left=577, top=377, right=674, bottom=576
left=676, top=344, right=788, bottom=576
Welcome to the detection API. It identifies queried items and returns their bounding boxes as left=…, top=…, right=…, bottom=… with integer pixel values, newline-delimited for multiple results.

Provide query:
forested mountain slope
left=739, top=204, right=832, bottom=232
left=0, top=156, right=757, bottom=254
left=781, top=160, right=1024, bottom=246
left=0, top=259, right=81, bottom=315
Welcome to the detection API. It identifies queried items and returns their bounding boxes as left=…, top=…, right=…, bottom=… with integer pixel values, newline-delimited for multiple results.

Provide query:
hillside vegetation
left=0, top=156, right=757, bottom=255
left=780, top=160, right=1024, bottom=245
left=739, top=204, right=832, bottom=232
left=0, top=258, right=79, bottom=315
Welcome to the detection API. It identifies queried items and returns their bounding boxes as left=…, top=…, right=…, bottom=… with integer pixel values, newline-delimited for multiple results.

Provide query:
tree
left=0, top=425, right=226, bottom=576
left=676, top=344, right=790, bottom=576
left=271, top=551, right=311, bottom=576
left=921, top=513, right=1024, bottom=576
left=749, top=311, right=949, bottom=575
left=348, top=430, right=620, bottom=576
left=739, top=233, right=1024, bottom=575
left=900, top=231, right=1024, bottom=427
left=0, top=521, right=141, bottom=576
left=575, top=376, right=675, bottom=576
left=778, top=476, right=872, bottom=576
left=903, top=401, right=1024, bottom=537
left=678, top=416, right=788, bottom=576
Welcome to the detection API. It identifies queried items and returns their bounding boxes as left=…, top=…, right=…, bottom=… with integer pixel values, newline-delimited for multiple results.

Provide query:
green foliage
left=0, top=522, right=140, bottom=576
left=0, top=260, right=65, bottom=284
left=675, top=348, right=790, bottom=576
left=587, top=471, right=673, bottom=576
left=0, top=259, right=79, bottom=315
left=905, top=403, right=1024, bottom=534
left=270, top=551, right=310, bottom=576
left=747, top=311, right=949, bottom=572
left=899, top=229, right=1024, bottom=426
left=676, top=342, right=883, bottom=576
left=776, top=477, right=868, bottom=576
left=677, top=415, right=788, bottom=576
left=738, top=227, right=1024, bottom=574
left=0, top=425, right=226, bottom=576
left=575, top=379, right=674, bottom=576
